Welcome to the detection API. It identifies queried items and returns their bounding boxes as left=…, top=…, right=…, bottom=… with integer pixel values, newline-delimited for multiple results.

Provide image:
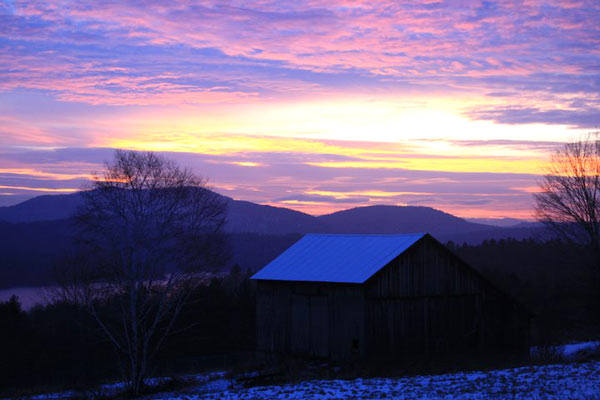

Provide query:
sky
left=1, top=0, right=599, bottom=219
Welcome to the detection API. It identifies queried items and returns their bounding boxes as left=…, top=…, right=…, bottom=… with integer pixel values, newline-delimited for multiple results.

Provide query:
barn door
left=310, top=296, right=329, bottom=358
left=291, top=294, right=310, bottom=355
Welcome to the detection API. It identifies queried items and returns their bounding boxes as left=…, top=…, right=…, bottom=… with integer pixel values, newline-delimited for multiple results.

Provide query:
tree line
left=0, top=265, right=255, bottom=396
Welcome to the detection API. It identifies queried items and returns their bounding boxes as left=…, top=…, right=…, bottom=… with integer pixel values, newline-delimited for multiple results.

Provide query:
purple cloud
left=0, top=0, right=598, bottom=117
left=468, top=106, right=600, bottom=129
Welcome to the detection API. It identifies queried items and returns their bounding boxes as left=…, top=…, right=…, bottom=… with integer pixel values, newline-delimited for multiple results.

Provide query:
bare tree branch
left=55, top=150, right=228, bottom=395
left=535, top=132, right=600, bottom=287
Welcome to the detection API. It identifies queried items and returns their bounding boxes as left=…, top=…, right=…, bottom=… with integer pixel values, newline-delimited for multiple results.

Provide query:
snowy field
left=157, top=361, right=600, bottom=400
left=15, top=361, right=600, bottom=400
left=12, top=344, right=600, bottom=400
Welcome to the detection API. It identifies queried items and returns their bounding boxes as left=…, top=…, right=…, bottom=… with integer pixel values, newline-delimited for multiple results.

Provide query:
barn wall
left=327, top=284, right=365, bottom=360
left=366, top=295, right=483, bottom=356
left=256, top=280, right=292, bottom=357
left=256, top=280, right=365, bottom=360
left=364, top=236, right=530, bottom=357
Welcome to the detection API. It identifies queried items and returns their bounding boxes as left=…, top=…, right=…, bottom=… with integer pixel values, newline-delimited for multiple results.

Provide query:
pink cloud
left=2, top=0, right=597, bottom=107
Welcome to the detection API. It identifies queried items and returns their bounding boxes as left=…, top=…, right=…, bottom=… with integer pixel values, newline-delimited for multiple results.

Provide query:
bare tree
left=534, top=132, right=600, bottom=284
left=55, top=150, right=227, bottom=394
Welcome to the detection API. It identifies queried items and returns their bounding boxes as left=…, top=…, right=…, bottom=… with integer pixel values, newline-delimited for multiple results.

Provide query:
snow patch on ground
left=10, top=348, right=600, bottom=400
left=7, top=372, right=230, bottom=400
left=530, top=341, right=600, bottom=361
left=159, top=361, right=600, bottom=400
left=562, top=341, right=600, bottom=358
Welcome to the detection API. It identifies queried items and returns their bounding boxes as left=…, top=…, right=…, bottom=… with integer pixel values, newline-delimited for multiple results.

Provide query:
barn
left=251, top=233, right=531, bottom=361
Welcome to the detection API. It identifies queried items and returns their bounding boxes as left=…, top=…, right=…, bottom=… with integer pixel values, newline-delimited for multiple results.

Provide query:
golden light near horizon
left=99, top=97, right=576, bottom=178
left=100, top=97, right=583, bottom=147
left=0, top=93, right=584, bottom=218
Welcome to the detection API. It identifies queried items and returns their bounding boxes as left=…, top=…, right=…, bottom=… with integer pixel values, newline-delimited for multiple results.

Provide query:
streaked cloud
left=468, top=106, right=600, bottom=128
left=0, top=185, right=79, bottom=193
left=0, top=146, right=541, bottom=218
left=2, top=1, right=598, bottom=110
left=1, top=0, right=598, bottom=218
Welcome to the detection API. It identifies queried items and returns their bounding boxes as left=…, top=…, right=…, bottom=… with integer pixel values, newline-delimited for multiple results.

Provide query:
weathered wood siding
left=256, top=280, right=365, bottom=360
left=364, top=236, right=530, bottom=357
left=256, top=280, right=292, bottom=356
left=366, top=295, right=483, bottom=355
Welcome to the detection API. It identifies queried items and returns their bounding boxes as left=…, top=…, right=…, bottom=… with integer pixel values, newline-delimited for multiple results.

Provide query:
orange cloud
left=0, top=185, right=79, bottom=193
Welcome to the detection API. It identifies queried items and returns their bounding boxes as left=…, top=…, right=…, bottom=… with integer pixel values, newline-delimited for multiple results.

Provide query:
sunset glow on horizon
left=1, top=0, right=599, bottom=219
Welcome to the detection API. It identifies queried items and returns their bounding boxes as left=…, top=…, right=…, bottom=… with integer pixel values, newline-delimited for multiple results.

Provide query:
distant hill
left=0, top=193, right=84, bottom=223
left=0, top=218, right=76, bottom=288
left=224, top=199, right=323, bottom=234
left=0, top=191, right=547, bottom=240
left=317, top=205, right=491, bottom=237
left=0, top=192, right=548, bottom=288
left=0, top=192, right=501, bottom=237
left=466, top=217, right=527, bottom=227
left=0, top=191, right=322, bottom=234
left=0, top=219, right=303, bottom=289
left=439, top=225, right=551, bottom=244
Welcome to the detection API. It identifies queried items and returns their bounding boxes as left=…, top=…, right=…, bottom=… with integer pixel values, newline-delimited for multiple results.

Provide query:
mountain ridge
left=0, top=191, right=499, bottom=236
left=0, top=192, right=547, bottom=288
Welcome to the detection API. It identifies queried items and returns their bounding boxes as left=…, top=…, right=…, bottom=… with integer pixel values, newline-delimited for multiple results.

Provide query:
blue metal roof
left=251, top=233, right=426, bottom=284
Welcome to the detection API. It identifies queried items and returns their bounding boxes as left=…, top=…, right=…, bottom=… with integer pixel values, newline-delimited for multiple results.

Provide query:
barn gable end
left=365, top=235, right=530, bottom=357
